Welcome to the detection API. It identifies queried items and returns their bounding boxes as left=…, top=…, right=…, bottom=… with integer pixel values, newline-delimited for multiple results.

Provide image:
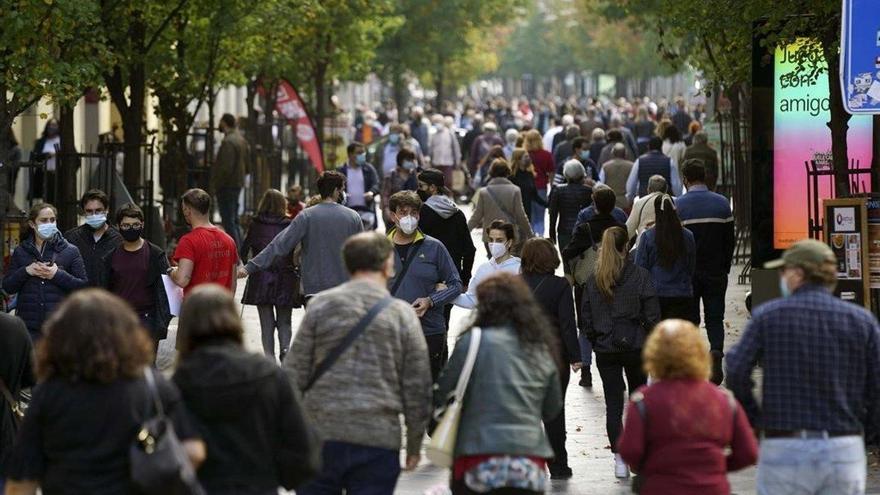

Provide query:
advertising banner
left=258, top=79, right=324, bottom=173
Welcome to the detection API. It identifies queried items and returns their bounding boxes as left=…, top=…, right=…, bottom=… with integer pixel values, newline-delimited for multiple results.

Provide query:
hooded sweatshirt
left=419, top=198, right=477, bottom=287
left=173, top=344, right=319, bottom=493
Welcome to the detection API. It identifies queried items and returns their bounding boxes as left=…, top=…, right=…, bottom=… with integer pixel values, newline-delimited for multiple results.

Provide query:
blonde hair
left=510, top=148, right=534, bottom=175
left=595, top=227, right=628, bottom=300
left=643, top=319, right=711, bottom=380
left=523, top=129, right=544, bottom=152
left=257, top=188, right=287, bottom=217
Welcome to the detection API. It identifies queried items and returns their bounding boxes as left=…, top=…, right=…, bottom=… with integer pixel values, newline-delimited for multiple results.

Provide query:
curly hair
left=471, top=272, right=562, bottom=369
left=643, top=319, right=710, bottom=380
left=36, top=289, right=153, bottom=383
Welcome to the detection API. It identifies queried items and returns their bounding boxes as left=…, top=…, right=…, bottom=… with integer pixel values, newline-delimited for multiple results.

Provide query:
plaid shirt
left=726, top=285, right=880, bottom=434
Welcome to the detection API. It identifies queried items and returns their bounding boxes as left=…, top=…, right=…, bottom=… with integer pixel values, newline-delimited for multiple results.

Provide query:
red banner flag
left=258, top=79, right=324, bottom=173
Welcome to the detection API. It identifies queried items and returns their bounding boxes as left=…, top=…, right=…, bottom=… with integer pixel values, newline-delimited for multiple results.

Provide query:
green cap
left=764, top=239, right=836, bottom=269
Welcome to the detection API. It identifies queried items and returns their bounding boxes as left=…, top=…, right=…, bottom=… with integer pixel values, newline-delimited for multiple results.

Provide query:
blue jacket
left=634, top=227, right=696, bottom=297
left=2, top=234, right=88, bottom=335
left=387, top=229, right=463, bottom=336
left=675, top=185, right=735, bottom=277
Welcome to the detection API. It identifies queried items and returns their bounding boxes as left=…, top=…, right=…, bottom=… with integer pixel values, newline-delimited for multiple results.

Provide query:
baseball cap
left=764, top=239, right=836, bottom=269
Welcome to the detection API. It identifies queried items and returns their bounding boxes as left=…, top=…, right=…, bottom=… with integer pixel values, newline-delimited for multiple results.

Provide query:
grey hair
left=647, top=175, right=668, bottom=193
left=693, top=131, right=708, bottom=145
left=591, top=128, right=606, bottom=141
left=611, top=142, right=627, bottom=158
left=593, top=183, right=611, bottom=192
left=563, top=159, right=586, bottom=181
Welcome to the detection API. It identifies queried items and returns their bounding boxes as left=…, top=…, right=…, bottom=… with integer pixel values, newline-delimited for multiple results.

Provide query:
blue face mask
left=778, top=275, right=791, bottom=298
left=388, top=133, right=400, bottom=145
left=84, top=213, right=107, bottom=230
left=403, top=161, right=417, bottom=171
left=37, top=222, right=58, bottom=240
left=356, top=153, right=367, bottom=165
left=579, top=150, right=590, bottom=160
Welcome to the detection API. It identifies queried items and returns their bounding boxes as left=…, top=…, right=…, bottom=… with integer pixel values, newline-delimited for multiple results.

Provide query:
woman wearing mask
left=240, top=189, right=301, bottom=362
left=174, top=285, right=319, bottom=494
left=617, top=320, right=758, bottom=494
left=635, top=195, right=696, bottom=320
left=381, top=148, right=419, bottom=226
left=509, top=148, right=546, bottom=224
left=1, top=203, right=87, bottom=340
left=454, top=220, right=520, bottom=309
left=3, top=289, right=205, bottom=495
left=98, top=203, right=172, bottom=355
left=468, top=159, right=534, bottom=255
left=436, top=273, right=562, bottom=495
left=520, top=238, right=582, bottom=479
left=581, top=226, right=660, bottom=480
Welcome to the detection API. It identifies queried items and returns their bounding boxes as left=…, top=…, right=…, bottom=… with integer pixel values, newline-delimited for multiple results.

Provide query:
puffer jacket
left=549, top=182, right=592, bottom=241
left=2, top=233, right=87, bottom=336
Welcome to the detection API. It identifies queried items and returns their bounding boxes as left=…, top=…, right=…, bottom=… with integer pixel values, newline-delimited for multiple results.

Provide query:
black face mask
left=417, top=189, right=431, bottom=202
left=121, top=228, right=143, bottom=242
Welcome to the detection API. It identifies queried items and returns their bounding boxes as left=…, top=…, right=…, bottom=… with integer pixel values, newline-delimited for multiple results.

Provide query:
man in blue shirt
left=727, top=239, right=880, bottom=495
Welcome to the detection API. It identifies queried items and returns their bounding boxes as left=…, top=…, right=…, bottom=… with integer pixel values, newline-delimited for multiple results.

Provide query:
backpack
left=570, top=222, right=598, bottom=286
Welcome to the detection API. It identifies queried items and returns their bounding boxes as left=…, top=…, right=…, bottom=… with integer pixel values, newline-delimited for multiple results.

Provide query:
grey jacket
left=245, top=202, right=363, bottom=295
left=582, top=259, right=661, bottom=354
left=468, top=178, right=534, bottom=244
left=435, top=326, right=562, bottom=458
left=287, top=279, right=432, bottom=456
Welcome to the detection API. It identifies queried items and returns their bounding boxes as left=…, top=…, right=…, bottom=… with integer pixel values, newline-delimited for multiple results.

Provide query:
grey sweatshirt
left=286, top=279, right=432, bottom=455
left=245, top=202, right=363, bottom=295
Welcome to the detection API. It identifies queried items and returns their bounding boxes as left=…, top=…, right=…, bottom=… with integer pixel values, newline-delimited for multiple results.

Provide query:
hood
left=173, top=344, right=279, bottom=419
left=425, top=195, right=459, bottom=219
left=255, top=213, right=291, bottom=225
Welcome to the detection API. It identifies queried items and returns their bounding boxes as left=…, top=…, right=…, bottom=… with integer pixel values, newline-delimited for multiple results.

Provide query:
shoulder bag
left=130, top=367, right=205, bottom=495
left=390, top=243, right=423, bottom=296
left=427, top=327, right=482, bottom=468
left=303, top=296, right=394, bottom=392
left=483, top=187, right=514, bottom=224
left=570, top=222, right=599, bottom=286
left=0, top=376, right=24, bottom=428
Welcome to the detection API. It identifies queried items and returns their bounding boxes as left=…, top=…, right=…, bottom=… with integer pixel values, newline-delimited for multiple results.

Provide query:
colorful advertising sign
left=840, top=0, right=880, bottom=114
left=773, top=40, right=874, bottom=249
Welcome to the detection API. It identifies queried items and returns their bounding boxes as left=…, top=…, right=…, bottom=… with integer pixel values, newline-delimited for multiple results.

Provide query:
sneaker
left=614, top=453, right=630, bottom=479
left=579, top=368, right=592, bottom=388
left=548, top=464, right=573, bottom=480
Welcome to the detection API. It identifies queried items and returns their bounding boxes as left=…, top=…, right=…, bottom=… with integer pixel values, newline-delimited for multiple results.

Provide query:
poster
left=773, top=40, right=873, bottom=249
left=824, top=199, right=871, bottom=308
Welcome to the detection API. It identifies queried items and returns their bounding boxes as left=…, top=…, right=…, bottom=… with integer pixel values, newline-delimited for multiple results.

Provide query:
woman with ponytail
left=581, top=226, right=660, bottom=480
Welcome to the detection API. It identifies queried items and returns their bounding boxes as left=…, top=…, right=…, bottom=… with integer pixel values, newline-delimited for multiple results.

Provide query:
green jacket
left=434, top=326, right=562, bottom=459
left=213, top=130, right=249, bottom=189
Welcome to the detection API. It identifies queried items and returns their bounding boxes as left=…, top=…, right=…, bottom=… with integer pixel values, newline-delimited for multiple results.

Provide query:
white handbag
left=426, top=327, right=482, bottom=468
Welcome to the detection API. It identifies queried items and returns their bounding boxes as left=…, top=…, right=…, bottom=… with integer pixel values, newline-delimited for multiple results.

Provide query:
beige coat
left=468, top=178, right=535, bottom=245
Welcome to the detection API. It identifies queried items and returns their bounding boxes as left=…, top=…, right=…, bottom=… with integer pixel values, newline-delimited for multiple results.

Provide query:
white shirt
left=346, top=165, right=366, bottom=207
left=454, top=256, right=521, bottom=309
left=42, top=136, right=60, bottom=171
left=543, top=126, right=562, bottom=151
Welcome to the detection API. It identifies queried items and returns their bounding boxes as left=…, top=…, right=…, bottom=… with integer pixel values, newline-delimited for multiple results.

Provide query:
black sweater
left=549, top=183, right=593, bottom=241
left=522, top=273, right=581, bottom=364
left=419, top=203, right=477, bottom=287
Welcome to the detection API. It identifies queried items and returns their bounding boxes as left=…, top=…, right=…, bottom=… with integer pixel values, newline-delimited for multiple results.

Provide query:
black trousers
left=424, top=333, right=449, bottom=383
left=658, top=296, right=698, bottom=322
left=595, top=351, right=646, bottom=453
left=544, top=365, right=571, bottom=469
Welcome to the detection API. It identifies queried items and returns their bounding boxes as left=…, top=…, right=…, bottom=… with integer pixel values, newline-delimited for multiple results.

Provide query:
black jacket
left=0, top=313, right=34, bottom=472
left=64, top=224, right=123, bottom=286
left=419, top=202, right=476, bottom=287
left=549, top=183, right=593, bottom=241
left=339, top=163, right=380, bottom=211
left=510, top=170, right=547, bottom=222
left=522, top=273, right=580, bottom=364
left=173, top=344, right=320, bottom=493
left=562, top=213, right=624, bottom=262
left=98, top=241, right=173, bottom=341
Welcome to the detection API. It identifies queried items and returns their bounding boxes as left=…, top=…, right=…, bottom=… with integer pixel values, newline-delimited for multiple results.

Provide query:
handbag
left=426, top=327, right=482, bottom=468
left=130, top=367, right=205, bottom=495
left=570, top=223, right=599, bottom=286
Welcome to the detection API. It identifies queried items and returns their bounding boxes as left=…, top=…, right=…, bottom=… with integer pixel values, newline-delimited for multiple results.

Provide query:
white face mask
left=398, top=215, right=418, bottom=235
left=488, top=242, right=507, bottom=259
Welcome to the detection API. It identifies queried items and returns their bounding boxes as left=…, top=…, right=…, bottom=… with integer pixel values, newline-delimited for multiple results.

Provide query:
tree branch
left=144, top=0, right=189, bottom=54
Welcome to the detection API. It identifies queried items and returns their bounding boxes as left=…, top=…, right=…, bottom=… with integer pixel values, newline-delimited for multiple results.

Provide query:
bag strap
left=483, top=187, right=514, bottom=224
left=304, top=296, right=394, bottom=392
left=142, top=367, right=165, bottom=419
left=390, top=242, right=423, bottom=296
left=0, top=376, right=17, bottom=411
left=452, top=328, right=482, bottom=401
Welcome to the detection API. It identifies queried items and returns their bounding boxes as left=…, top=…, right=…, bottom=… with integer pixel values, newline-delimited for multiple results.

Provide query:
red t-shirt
left=529, top=149, right=555, bottom=189
left=173, top=226, right=238, bottom=296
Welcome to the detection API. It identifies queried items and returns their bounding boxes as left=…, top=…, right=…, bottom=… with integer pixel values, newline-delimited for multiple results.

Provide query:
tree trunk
left=435, top=56, right=446, bottom=109
left=824, top=41, right=851, bottom=197
left=58, top=104, right=78, bottom=232
left=392, top=65, right=407, bottom=122
left=314, top=64, right=327, bottom=149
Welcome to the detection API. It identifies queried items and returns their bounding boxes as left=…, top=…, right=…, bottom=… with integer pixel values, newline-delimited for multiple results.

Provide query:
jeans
left=531, top=188, right=548, bottom=236
left=256, top=305, right=293, bottom=359
left=217, top=187, right=242, bottom=248
left=578, top=334, right=593, bottom=366
left=595, top=351, right=646, bottom=452
left=692, top=273, right=728, bottom=352
left=297, top=441, right=401, bottom=495
left=545, top=365, right=571, bottom=469
left=424, top=333, right=449, bottom=383
left=757, top=436, right=866, bottom=495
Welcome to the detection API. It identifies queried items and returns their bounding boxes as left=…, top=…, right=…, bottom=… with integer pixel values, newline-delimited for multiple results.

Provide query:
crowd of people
left=0, top=95, right=878, bottom=495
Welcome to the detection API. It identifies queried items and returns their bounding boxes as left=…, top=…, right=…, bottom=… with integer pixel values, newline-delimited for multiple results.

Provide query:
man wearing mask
left=373, top=123, right=406, bottom=179
left=64, top=189, right=123, bottom=286
left=339, top=141, right=380, bottom=230
left=239, top=171, right=363, bottom=299
left=212, top=113, right=249, bottom=248
left=387, top=190, right=462, bottom=381
left=430, top=115, right=462, bottom=185
left=98, top=203, right=172, bottom=354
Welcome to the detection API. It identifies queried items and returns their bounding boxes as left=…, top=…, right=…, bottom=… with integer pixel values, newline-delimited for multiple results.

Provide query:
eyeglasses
left=119, top=223, right=144, bottom=231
